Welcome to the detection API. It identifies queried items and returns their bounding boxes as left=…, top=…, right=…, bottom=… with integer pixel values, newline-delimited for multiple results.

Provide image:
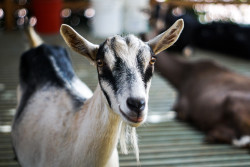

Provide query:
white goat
left=11, top=20, right=183, bottom=167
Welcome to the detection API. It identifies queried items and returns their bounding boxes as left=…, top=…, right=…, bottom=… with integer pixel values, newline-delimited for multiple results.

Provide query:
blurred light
left=18, top=0, right=27, bottom=5
left=172, top=7, right=185, bottom=17
left=183, top=46, right=193, bottom=57
left=18, top=8, right=27, bottom=18
left=194, top=4, right=250, bottom=24
left=0, top=9, right=4, bottom=19
left=156, top=0, right=165, bottom=2
left=84, top=8, right=95, bottom=18
left=147, top=111, right=176, bottom=123
left=0, top=125, right=11, bottom=133
left=17, top=17, right=25, bottom=26
left=29, top=16, right=37, bottom=27
left=61, top=8, right=71, bottom=18
left=194, top=4, right=204, bottom=12
left=156, top=19, right=165, bottom=30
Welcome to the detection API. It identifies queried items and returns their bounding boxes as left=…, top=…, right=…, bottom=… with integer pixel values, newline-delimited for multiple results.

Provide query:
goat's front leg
left=105, top=148, right=119, bottom=167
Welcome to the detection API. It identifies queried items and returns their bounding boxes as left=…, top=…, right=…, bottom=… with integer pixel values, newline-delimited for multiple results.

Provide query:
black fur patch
left=144, top=66, right=153, bottom=88
left=136, top=49, right=144, bottom=77
left=136, top=48, right=154, bottom=89
left=15, top=44, right=85, bottom=121
left=97, top=42, right=117, bottom=96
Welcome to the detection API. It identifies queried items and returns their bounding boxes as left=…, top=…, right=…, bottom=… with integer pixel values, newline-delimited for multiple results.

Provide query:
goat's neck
left=73, top=84, right=121, bottom=166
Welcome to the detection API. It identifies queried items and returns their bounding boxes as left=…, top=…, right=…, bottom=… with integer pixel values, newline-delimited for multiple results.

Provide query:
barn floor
left=0, top=28, right=250, bottom=167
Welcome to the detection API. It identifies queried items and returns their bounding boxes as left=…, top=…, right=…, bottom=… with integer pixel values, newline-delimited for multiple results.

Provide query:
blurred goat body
left=12, top=19, right=184, bottom=167
left=156, top=54, right=250, bottom=146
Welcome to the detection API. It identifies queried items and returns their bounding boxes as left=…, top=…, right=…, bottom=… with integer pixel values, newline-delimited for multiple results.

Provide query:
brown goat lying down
left=156, top=53, right=250, bottom=147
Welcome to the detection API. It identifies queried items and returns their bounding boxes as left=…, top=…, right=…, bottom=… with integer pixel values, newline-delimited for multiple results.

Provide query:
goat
left=11, top=20, right=184, bottom=167
left=155, top=54, right=250, bottom=147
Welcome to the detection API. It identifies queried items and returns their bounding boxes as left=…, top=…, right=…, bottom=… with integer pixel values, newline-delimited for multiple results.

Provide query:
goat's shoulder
left=15, top=44, right=92, bottom=121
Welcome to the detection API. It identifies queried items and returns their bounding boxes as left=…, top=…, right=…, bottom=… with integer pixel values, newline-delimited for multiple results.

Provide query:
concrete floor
left=1, top=28, right=250, bottom=166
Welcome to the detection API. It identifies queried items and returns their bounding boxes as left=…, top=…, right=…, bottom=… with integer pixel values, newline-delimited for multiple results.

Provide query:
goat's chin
left=119, top=107, right=146, bottom=127
left=121, top=117, right=145, bottom=127
left=127, top=121, right=145, bottom=127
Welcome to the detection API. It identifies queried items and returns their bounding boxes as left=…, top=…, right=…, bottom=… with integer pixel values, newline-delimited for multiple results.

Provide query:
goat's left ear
left=60, top=24, right=99, bottom=63
left=147, top=19, right=184, bottom=55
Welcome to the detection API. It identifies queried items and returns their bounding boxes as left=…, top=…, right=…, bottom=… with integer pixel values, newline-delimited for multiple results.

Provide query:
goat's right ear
left=60, top=24, right=99, bottom=63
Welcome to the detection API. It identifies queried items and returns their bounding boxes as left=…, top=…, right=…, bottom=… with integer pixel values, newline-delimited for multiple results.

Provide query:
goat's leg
left=205, top=125, right=236, bottom=144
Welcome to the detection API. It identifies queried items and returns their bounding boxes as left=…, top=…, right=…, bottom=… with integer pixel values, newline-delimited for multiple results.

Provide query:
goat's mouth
left=119, top=106, right=144, bottom=124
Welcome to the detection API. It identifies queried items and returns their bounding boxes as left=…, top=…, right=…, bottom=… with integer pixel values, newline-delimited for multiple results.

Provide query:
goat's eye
left=149, top=57, right=156, bottom=65
left=97, top=59, right=104, bottom=67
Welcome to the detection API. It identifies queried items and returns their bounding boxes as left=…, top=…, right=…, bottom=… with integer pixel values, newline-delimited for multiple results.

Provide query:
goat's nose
left=126, top=98, right=145, bottom=113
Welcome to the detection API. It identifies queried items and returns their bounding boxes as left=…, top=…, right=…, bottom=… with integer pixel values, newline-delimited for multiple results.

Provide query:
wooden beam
left=63, top=1, right=91, bottom=10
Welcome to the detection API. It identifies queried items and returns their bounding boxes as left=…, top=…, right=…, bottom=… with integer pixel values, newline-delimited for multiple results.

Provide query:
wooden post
left=4, top=0, right=14, bottom=30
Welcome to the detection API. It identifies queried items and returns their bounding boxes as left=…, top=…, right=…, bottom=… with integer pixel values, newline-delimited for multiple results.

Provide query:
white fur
left=117, top=69, right=148, bottom=120
left=233, top=136, right=250, bottom=147
left=71, top=77, right=93, bottom=99
left=12, top=84, right=121, bottom=167
left=49, top=55, right=93, bottom=99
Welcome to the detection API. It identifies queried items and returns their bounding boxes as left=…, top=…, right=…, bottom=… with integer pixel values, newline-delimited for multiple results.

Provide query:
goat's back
left=12, top=44, right=93, bottom=166
left=176, top=59, right=250, bottom=118
left=15, top=44, right=92, bottom=121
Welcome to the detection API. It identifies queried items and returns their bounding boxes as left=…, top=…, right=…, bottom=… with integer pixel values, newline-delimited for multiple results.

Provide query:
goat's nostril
left=126, top=98, right=145, bottom=112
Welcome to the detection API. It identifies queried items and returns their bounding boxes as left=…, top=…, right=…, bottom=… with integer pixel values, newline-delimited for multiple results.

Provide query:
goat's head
left=60, top=19, right=184, bottom=127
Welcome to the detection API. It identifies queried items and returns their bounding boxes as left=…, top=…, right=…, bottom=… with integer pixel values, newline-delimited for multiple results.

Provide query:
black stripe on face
left=96, top=41, right=119, bottom=107
left=99, top=64, right=117, bottom=92
left=144, top=66, right=153, bottom=88
left=96, top=42, right=117, bottom=91
left=96, top=42, right=113, bottom=107
left=136, top=49, right=144, bottom=77
left=97, top=38, right=135, bottom=95
left=109, top=38, right=137, bottom=94
left=136, top=48, right=154, bottom=89
left=97, top=62, right=115, bottom=108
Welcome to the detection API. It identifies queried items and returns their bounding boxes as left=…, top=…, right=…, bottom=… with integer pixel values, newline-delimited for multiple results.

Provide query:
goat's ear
left=60, top=24, right=99, bottom=63
left=147, top=19, right=184, bottom=55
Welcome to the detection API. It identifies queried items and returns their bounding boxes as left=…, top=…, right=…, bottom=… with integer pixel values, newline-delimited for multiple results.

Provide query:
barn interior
left=1, top=0, right=250, bottom=166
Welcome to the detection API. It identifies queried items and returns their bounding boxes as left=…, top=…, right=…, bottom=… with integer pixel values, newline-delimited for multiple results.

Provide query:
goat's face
left=60, top=19, right=184, bottom=127
left=95, top=35, right=153, bottom=126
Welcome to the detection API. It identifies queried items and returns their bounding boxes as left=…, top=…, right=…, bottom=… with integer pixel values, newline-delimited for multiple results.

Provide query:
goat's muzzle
left=119, top=98, right=146, bottom=126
